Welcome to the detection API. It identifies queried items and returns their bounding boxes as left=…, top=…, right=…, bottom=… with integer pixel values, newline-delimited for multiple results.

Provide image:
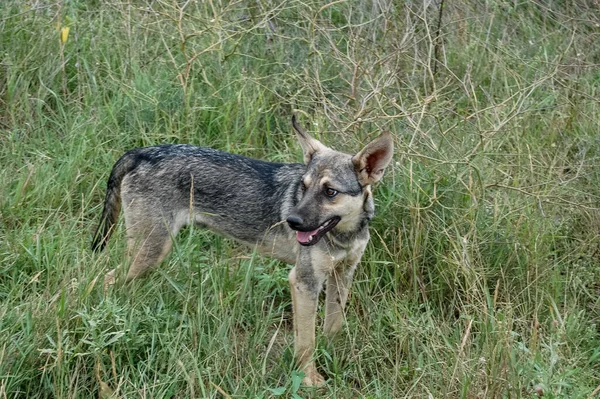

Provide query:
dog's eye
left=301, top=182, right=307, bottom=192
left=325, top=188, right=338, bottom=198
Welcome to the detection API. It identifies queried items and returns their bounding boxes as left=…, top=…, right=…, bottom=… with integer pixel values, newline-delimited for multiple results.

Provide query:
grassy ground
left=1, top=0, right=599, bottom=397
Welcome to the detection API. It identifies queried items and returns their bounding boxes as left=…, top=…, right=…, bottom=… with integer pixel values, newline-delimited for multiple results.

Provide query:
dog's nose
left=286, top=215, right=304, bottom=230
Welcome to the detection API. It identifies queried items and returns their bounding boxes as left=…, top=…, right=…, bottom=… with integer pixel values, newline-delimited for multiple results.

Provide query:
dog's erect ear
left=292, top=115, right=327, bottom=164
left=352, top=131, right=394, bottom=186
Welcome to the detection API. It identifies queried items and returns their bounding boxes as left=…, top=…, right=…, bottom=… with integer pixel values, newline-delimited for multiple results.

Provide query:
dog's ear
left=292, top=115, right=327, bottom=164
left=352, top=131, right=394, bottom=186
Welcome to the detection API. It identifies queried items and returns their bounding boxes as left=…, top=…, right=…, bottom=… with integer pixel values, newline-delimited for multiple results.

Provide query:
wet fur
left=93, top=117, right=393, bottom=386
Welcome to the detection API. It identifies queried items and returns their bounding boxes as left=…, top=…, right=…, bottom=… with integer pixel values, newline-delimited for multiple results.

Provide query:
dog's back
left=93, top=145, right=305, bottom=271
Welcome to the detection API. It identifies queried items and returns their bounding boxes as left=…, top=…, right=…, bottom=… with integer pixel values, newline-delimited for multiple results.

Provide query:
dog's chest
left=252, top=229, right=299, bottom=265
left=310, top=237, right=368, bottom=274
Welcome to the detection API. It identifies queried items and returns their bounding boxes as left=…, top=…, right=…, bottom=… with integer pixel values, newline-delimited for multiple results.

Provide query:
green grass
left=1, top=0, right=599, bottom=397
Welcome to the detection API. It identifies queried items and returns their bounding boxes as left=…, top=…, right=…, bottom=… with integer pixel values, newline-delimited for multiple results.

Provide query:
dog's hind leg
left=124, top=222, right=174, bottom=282
left=104, top=199, right=184, bottom=286
left=323, top=262, right=358, bottom=337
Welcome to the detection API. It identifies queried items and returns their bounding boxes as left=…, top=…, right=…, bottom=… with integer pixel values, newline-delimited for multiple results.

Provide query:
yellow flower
left=60, top=26, right=70, bottom=43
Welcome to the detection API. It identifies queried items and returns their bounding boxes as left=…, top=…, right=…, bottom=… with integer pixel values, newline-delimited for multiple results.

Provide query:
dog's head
left=287, top=116, right=394, bottom=246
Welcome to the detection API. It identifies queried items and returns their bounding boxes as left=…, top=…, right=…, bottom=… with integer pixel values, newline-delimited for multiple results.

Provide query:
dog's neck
left=324, top=222, right=370, bottom=250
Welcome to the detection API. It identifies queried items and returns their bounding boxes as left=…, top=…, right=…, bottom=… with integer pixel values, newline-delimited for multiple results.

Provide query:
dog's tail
left=92, top=153, right=137, bottom=252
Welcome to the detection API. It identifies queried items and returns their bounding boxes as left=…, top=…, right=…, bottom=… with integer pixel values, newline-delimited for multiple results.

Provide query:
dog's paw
left=302, top=369, right=325, bottom=387
left=103, top=269, right=116, bottom=292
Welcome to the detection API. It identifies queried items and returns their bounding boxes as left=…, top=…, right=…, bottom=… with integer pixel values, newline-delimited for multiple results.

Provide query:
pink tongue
left=296, top=228, right=320, bottom=243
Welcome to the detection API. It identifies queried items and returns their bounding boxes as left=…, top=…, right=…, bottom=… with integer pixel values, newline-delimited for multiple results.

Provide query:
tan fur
left=323, top=188, right=371, bottom=233
left=290, top=231, right=368, bottom=385
left=289, top=267, right=323, bottom=386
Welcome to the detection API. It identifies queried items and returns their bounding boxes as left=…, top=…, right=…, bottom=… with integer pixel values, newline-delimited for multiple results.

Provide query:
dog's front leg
left=323, top=261, right=358, bottom=337
left=289, top=265, right=326, bottom=386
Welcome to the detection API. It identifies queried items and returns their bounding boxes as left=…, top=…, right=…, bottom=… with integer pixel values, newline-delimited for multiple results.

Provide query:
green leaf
left=291, top=371, right=304, bottom=393
left=268, top=387, right=286, bottom=396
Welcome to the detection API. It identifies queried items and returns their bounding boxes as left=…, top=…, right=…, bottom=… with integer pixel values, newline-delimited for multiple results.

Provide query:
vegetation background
left=1, top=0, right=599, bottom=397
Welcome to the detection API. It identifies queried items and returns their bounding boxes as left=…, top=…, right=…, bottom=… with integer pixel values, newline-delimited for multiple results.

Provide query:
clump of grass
left=1, top=0, right=599, bottom=397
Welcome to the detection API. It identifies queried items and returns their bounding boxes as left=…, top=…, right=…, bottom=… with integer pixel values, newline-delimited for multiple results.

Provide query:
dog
left=92, top=115, right=393, bottom=386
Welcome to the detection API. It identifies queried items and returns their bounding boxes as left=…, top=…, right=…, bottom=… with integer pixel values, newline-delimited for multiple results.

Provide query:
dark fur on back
left=92, top=145, right=307, bottom=251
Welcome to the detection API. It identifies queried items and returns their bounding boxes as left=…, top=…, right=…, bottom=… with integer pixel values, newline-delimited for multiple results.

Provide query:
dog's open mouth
left=295, top=217, right=341, bottom=246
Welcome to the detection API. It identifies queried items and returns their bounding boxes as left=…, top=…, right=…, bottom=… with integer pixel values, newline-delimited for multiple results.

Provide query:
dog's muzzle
left=286, top=215, right=341, bottom=246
